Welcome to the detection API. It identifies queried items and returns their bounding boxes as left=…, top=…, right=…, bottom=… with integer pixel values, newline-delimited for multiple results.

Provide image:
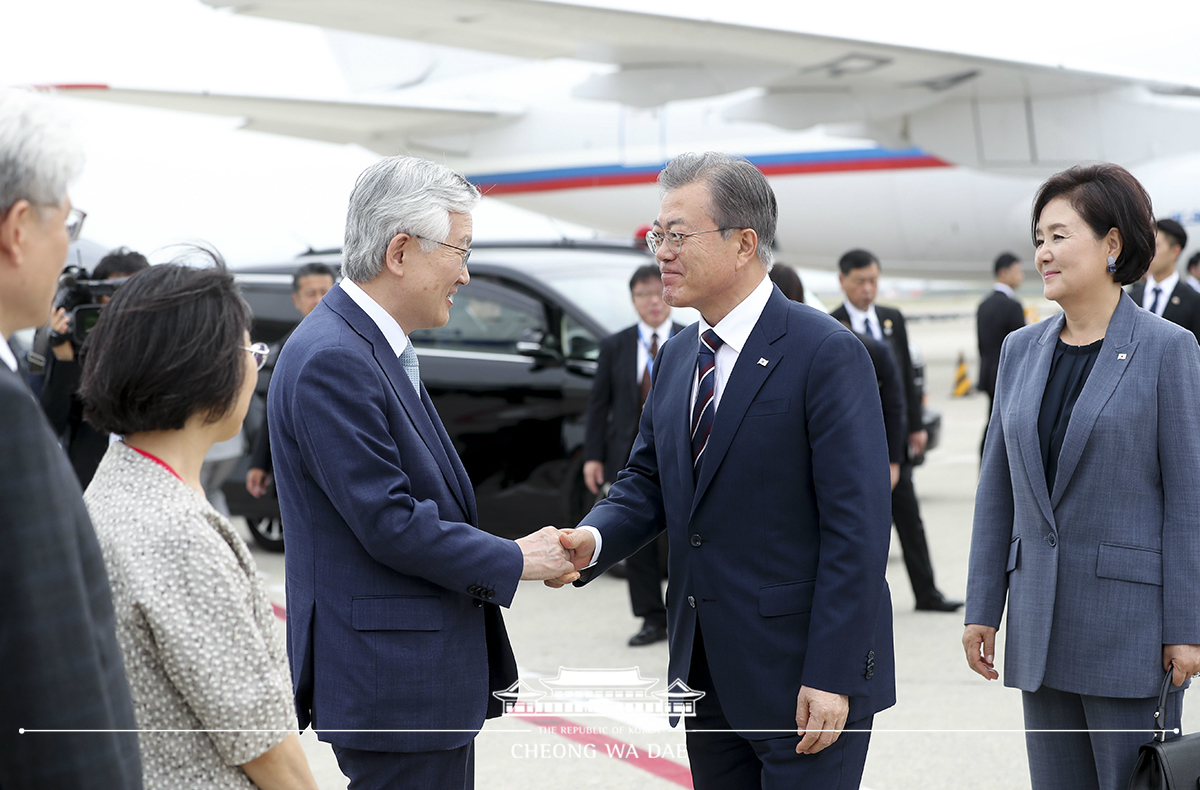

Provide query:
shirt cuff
left=579, top=526, right=603, bottom=569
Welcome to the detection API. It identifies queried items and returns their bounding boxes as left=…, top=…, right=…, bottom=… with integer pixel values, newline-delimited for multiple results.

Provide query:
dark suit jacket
left=268, top=285, right=523, bottom=753
left=584, top=322, right=686, bottom=481
left=248, top=329, right=292, bottom=474
left=1128, top=280, right=1200, bottom=344
left=37, top=355, right=110, bottom=488
left=976, top=288, right=1025, bottom=396
left=577, top=287, right=895, bottom=734
left=0, top=365, right=141, bottom=787
left=856, top=331, right=906, bottom=464
left=832, top=303, right=921, bottom=442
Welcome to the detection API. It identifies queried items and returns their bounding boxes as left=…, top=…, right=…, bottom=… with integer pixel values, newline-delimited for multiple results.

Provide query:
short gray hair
left=342, top=156, right=480, bottom=283
left=0, top=88, right=84, bottom=215
left=658, top=152, right=777, bottom=268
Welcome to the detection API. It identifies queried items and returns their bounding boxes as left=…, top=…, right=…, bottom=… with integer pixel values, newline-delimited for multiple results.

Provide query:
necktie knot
left=701, top=328, right=724, bottom=354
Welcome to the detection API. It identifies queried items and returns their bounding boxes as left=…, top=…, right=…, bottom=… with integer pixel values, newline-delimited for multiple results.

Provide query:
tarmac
left=239, top=304, right=1199, bottom=789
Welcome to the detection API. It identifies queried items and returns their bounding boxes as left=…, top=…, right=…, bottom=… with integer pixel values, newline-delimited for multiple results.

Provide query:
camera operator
left=40, top=247, right=148, bottom=487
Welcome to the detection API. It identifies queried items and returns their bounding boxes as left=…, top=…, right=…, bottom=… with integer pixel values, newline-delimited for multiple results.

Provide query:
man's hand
left=795, top=686, right=848, bottom=754
left=1163, top=644, right=1200, bottom=687
left=889, top=463, right=900, bottom=490
left=544, top=529, right=596, bottom=589
left=516, top=526, right=577, bottom=582
left=582, top=461, right=606, bottom=496
left=963, top=624, right=999, bottom=680
left=246, top=468, right=271, bottom=498
left=49, top=307, right=74, bottom=362
left=909, top=429, right=928, bottom=457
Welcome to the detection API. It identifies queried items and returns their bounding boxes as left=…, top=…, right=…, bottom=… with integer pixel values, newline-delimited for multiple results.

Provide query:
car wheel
left=247, top=516, right=285, bottom=552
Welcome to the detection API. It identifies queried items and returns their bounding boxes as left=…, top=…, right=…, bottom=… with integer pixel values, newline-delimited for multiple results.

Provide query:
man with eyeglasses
left=268, top=155, right=577, bottom=790
left=0, top=87, right=142, bottom=787
left=556, top=152, right=894, bottom=789
left=583, top=263, right=684, bottom=647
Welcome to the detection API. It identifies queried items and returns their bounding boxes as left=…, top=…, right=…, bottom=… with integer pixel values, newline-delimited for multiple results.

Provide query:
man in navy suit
left=583, top=264, right=684, bottom=646
left=558, top=153, right=895, bottom=789
left=977, top=252, right=1027, bottom=453
left=1128, top=218, right=1200, bottom=343
left=269, top=156, right=576, bottom=790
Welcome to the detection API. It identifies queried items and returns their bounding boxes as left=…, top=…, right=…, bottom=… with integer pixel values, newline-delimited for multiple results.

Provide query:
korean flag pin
left=1118, top=353, right=1127, bottom=360
left=757, top=358, right=769, bottom=367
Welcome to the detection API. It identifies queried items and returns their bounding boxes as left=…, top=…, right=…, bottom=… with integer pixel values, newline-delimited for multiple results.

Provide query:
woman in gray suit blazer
left=963, top=163, right=1200, bottom=790
left=78, top=258, right=318, bottom=790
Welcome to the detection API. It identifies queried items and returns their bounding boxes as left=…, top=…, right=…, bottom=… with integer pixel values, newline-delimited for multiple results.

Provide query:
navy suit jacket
left=967, top=293, right=1200, bottom=698
left=269, top=285, right=523, bottom=752
left=576, top=286, right=895, bottom=735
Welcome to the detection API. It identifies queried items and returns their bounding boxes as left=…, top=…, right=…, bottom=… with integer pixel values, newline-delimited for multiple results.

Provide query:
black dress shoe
left=914, top=592, right=964, bottom=612
left=628, top=622, right=668, bottom=646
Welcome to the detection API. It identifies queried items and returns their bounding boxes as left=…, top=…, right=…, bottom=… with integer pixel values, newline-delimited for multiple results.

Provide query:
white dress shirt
left=636, top=317, right=674, bottom=386
left=842, top=300, right=883, bottom=342
left=0, top=339, right=17, bottom=373
left=340, top=279, right=410, bottom=357
left=994, top=282, right=1016, bottom=299
left=1142, top=271, right=1178, bottom=317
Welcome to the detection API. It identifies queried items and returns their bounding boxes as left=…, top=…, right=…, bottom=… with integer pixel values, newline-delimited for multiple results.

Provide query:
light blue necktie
left=399, top=344, right=420, bottom=392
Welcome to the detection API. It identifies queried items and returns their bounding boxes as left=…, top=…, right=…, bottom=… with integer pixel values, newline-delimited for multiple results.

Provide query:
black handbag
left=1128, top=668, right=1200, bottom=790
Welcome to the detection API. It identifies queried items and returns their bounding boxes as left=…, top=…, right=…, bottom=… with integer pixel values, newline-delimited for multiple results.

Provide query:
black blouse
left=1038, top=337, right=1103, bottom=494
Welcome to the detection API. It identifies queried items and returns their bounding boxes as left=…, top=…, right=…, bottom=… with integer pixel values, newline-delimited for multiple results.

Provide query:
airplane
left=50, top=0, right=1200, bottom=281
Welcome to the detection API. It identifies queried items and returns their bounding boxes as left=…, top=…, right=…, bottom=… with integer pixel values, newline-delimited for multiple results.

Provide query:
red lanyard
left=129, top=446, right=184, bottom=482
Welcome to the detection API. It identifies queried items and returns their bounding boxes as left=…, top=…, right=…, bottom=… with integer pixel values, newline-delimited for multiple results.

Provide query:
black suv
left=225, top=240, right=695, bottom=550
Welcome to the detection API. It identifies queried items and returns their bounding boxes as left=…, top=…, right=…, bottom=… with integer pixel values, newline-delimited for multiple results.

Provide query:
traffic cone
left=952, top=352, right=973, bottom=397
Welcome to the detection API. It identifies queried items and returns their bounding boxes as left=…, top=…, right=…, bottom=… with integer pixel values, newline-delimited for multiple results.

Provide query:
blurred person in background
left=977, top=252, right=1027, bottom=455
left=1185, top=250, right=1200, bottom=292
left=39, top=246, right=149, bottom=487
left=245, top=261, right=335, bottom=499
left=79, top=257, right=317, bottom=790
left=583, top=263, right=684, bottom=647
left=1127, top=218, right=1200, bottom=343
left=965, top=164, right=1200, bottom=790
left=0, top=86, right=141, bottom=788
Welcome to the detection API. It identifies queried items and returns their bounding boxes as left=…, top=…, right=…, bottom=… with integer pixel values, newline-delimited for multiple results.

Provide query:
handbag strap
left=1154, top=667, right=1175, bottom=743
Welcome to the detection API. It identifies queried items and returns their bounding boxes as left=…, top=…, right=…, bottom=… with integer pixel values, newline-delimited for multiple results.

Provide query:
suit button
left=1046, top=534, right=1057, bottom=547
left=865, top=668, right=874, bottom=680
left=688, top=595, right=696, bottom=608
left=473, top=599, right=483, bottom=608
left=485, top=590, right=495, bottom=600
left=690, top=534, right=702, bottom=547
left=468, top=585, right=480, bottom=595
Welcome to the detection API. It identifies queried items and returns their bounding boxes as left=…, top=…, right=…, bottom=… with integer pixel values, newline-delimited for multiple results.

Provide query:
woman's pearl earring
left=1106, top=255, right=1117, bottom=274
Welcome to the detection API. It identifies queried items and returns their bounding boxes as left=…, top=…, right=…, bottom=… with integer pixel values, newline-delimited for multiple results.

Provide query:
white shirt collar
left=994, top=282, right=1015, bottom=298
left=340, top=279, right=409, bottom=358
left=638, top=317, right=674, bottom=343
left=0, top=338, right=17, bottom=373
left=1149, top=271, right=1179, bottom=297
left=698, top=274, right=773, bottom=354
left=841, top=299, right=881, bottom=335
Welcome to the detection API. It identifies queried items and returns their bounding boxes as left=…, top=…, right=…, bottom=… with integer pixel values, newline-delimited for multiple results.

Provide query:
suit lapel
left=621, top=327, right=640, bottom=404
left=691, top=290, right=786, bottom=513
left=1050, top=294, right=1139, bottom=509
left=1013, top=314, right=1061, bottom=528
left=325, top=288, right=472, bottom=520
left=421, top=386, right=476, bottom=524
left=656, top=324, right=699, bottom=507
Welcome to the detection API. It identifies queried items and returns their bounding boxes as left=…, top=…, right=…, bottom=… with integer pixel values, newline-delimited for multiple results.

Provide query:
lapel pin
left=1117, top=353, right=1127, bottom=360
left=1172, top=296, right=1181, bottom=305
left=757, top=358, right=768, bottom=367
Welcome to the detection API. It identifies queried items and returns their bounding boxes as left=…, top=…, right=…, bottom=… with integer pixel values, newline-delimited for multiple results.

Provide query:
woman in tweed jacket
left=79, top=258, right=316, bottom=790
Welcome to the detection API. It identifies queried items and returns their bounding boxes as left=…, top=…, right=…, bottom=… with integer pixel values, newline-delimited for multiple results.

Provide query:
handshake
left=515, top=527, right=597, bottom=587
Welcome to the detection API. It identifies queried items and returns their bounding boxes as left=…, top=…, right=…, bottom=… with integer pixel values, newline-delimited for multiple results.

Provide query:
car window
left=561, top=313, right=600, bottom=361
left=410, top=280, right=546, bottom=354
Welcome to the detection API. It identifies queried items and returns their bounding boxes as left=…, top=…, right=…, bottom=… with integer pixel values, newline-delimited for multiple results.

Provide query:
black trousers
left=684, top=625, right=872, bottom=790
left=891, top=463, right=938, bottom=601
left=626, top=531, right=668, bottom=624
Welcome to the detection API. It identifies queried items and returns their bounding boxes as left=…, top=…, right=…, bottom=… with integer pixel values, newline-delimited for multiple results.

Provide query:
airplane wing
left=50, top=84, right=519, bottom=155
left=201, top=0, right=1200, bottom=169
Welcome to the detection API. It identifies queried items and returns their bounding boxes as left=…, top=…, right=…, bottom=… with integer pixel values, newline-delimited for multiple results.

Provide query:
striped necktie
left=399, top=343, right=420, bottom=392
left=691, top=328, right=724, bottom=478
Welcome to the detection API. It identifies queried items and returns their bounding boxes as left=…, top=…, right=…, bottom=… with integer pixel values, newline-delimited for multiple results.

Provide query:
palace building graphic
left=493, top=668, right=705, bottom=717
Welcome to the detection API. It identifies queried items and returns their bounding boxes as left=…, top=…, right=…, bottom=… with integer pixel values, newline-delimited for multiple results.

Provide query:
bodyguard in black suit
left=0, top=87, right=141, bottom=788
left=832, top=249, right=962, bottom=613
left=583, top=264, right=684, bottom=646
left=976, top=252, right=1026, bottom=452
left=1128, top=218, right=1200, bottom=343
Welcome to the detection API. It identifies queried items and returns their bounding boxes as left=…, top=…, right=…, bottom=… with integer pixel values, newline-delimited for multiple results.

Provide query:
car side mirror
left=516, top=328, right=564, bottom=368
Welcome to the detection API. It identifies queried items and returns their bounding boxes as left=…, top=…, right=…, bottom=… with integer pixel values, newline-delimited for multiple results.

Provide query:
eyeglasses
left=644, top=227, right=738, bottom=255
left=65, top=208, right=86, bottom=242
left=243, top=342, right=269, bottom=371
left=411, top=234, right=471, bottom=270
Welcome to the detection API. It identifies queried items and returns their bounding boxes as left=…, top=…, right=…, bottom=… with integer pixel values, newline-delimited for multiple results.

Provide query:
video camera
left=52, top=265, right=127, bottom=347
